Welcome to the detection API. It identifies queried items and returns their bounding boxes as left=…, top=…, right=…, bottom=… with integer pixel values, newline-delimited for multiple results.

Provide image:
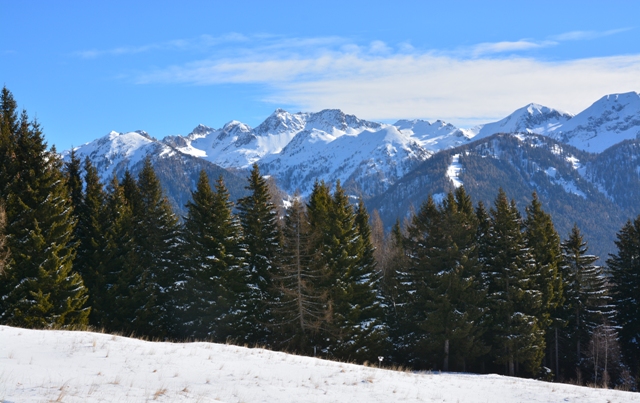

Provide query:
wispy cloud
left=131, top=32, right=640, bottom=125
left=469, top=40, right=556, bottom=57
left=74, top=33, right=251, bottom=59
left=550, top=28, right=631, bottom=42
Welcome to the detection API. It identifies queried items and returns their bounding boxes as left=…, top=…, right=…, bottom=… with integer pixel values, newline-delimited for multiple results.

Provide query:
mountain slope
left=369, top=133, right=630, bottom=261
left=552, top=92, right=640, bottom=153
left=67, top=130, right=248, bottom=215
left=471, top=103, right=573, bottom=140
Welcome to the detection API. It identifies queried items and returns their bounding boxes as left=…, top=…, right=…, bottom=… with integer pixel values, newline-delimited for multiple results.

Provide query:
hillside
left=370, top=133, right=635, bottom=261
left=1, top=326, right=638, bottom=403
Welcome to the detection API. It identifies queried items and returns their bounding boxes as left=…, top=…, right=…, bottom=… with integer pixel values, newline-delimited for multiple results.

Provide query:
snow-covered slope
left=163, top=109, right=469, bottom=197
left=260, top=125, right=429, bottom=196
left=3, top=325, right=638, bottom=403
left=65, top=130, right=165, bottom=183
left=552, top=92, right=640, bottom=153
left=471, top=103, right=573, bottom=140
left=470, top=93, right=640, bottom=153
left=171, top=109, right=384, bottom=169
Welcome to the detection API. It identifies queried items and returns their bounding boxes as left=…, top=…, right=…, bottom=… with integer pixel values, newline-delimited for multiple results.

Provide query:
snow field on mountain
left=446, top=154, right=464, bottom=188
left=2, top=326, right=639, bottom=403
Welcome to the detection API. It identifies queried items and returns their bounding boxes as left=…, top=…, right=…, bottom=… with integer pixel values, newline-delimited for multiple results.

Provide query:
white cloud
left=469, top=40, right=556, bottom=57
left=551, top=28, right=631, bottom=42
left=135, top=46, right=640, bottom=127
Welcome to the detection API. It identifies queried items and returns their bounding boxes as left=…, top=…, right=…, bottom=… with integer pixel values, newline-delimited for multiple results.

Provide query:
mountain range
left=66, top=91, right=640, bottom=260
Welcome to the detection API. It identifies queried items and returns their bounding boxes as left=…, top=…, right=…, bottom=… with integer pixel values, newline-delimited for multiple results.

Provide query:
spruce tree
left=272, top=196, right=327, bottom=353
left=237, top=163, right=282, bottom=345
left=608, top=216, right=640, bottom=379
left=401, top=189, right=486, bottom=371
left=0, top=105, right=88, bottom=328
left=98, top=175, right=139, bottom=333
left=332, top=198, right=387, bottom=362
left=0, top=86, right=19, bottom=196
left=180, top=171, right=248, bottom=342
left=481, top=189, right=544, bottom=376
left=74, top=158, right=108, bottom=326
left=524, top=192, right=564, bottom=375
left=562, top=225, right=611, bottom=382
left=128, top=158, right=181, bottom=337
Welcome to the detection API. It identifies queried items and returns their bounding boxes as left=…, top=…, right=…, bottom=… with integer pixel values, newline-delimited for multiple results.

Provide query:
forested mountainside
left=370, top=133, right=639, bottom=261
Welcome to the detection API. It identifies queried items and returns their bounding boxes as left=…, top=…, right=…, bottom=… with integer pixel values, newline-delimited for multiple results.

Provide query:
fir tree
left=481, top=189, right=544, bottom=376
left=562, top=225, right=611, bottom=382
left=73, top=158, right=108, bottom=326
left=272, top=196, right=327, bottom=353
left=608, top=216, right=640, bottom=379
left=401, top=189, right=486, bottom=371
left=332, top=198, right=387, bottom=362
left=0, top=104, right=89, bottom=328
left=237, top=163, right=282, bottom=345
left=180, top=171, right=248, bottom=342
left=524, top=192, right=564, bottom=375
left=64, top=149, right=83, bottom=214
left=0, top=86, right=19, bottom=196
left=98, top=176, right=139, bottom=332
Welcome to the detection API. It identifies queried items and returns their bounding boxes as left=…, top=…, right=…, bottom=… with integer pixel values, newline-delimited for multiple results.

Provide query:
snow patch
left=446, top=154, right=464, bottom=188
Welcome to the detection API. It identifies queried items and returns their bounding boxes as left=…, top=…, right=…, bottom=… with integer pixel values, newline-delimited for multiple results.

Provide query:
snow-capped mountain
left=469, top=92, right=640, bottom=153
left=470, top=103, right=574, bottom=140
left=66, top=91, right=640, bottom=209
left=158, top=109, right=469, bottom=197
left=169, top=109, right=384, bottom=169
left=551, top=91, right=640, bottom=153
left=66, top=130, right=167, bottom=183
left=260, top=125, right=429, bottom=197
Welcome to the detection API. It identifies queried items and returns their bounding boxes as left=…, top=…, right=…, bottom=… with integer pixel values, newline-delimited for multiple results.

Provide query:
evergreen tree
left=401, top=189, right=486, bottom=371
left=64, top=149, right=83, bottom=214
left=0, top=204, right=8, bottom=277
left=73, top=158, right=108, bottom=326
left=524, top=192, right=564, bottom=375
left=272, top=196, right=327, bottom=353
left=332, top=198, right=387, bottom=362
left=562, top=225, right=611, bottom=382
left=237, top=163, right=282, bottom=345
left=128, top=158, right=182, bottom=337
left=0, top=86, right=19, bottom=197
left=608, top=216, right=640, bottom=379
left=180, top=171, right=248, bottom=342
left=98, top=176, right=139, bottom=333
left=480, top=189, right=544, bottom=376
left=0, top=104, right=89, bottom=328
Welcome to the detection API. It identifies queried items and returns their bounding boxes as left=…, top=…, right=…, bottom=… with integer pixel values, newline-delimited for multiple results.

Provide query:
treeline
left=1, top=87, right=639, bottom=389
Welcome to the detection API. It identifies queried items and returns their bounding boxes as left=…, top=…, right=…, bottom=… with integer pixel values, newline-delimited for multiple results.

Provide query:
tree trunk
left=443, top=338, right=449, bottom=371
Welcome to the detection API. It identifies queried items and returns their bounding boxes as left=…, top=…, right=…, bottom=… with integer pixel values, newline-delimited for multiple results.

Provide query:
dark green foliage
left=237, top=163, right=282, bottom=345
left=180, top=171, right=248, bottom=341
left=271, top=196, right=327, bottom=353
left=524, top=193, right=564, bottom=375
left=608, top=216, right=640, bottom=377
left=68, top=158, right=108, bottom=326
left=0, top=94, right=89, bottom=328
left=397, top=188, right=487, bottom=371
left=561, top=225, right=611, bottom=381
left=128, top=158, right=182, bottom=337
left=370, top=133, right=628, bottom=264
left=0, top=86, right=19, bottom=196
left=305, top=181, right=388, bottom=362
left=480, top=189, right=544, bottom=376
left=97, top=176, right=139, bottom=332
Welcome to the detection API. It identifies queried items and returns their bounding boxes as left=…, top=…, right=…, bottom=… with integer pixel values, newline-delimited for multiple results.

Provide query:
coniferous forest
left=2, top=87, right=640, bottom=389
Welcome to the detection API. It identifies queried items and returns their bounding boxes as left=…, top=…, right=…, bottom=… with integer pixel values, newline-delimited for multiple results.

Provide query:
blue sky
left=2, top=0, right=640, bottom=150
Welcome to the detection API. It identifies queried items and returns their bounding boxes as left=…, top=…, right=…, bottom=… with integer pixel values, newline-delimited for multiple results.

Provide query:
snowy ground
left=1, top=326, right=639, bottom=403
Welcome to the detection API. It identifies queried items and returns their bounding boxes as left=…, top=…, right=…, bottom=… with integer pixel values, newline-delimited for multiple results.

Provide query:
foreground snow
left=1, top=326, right=638, bottom=403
